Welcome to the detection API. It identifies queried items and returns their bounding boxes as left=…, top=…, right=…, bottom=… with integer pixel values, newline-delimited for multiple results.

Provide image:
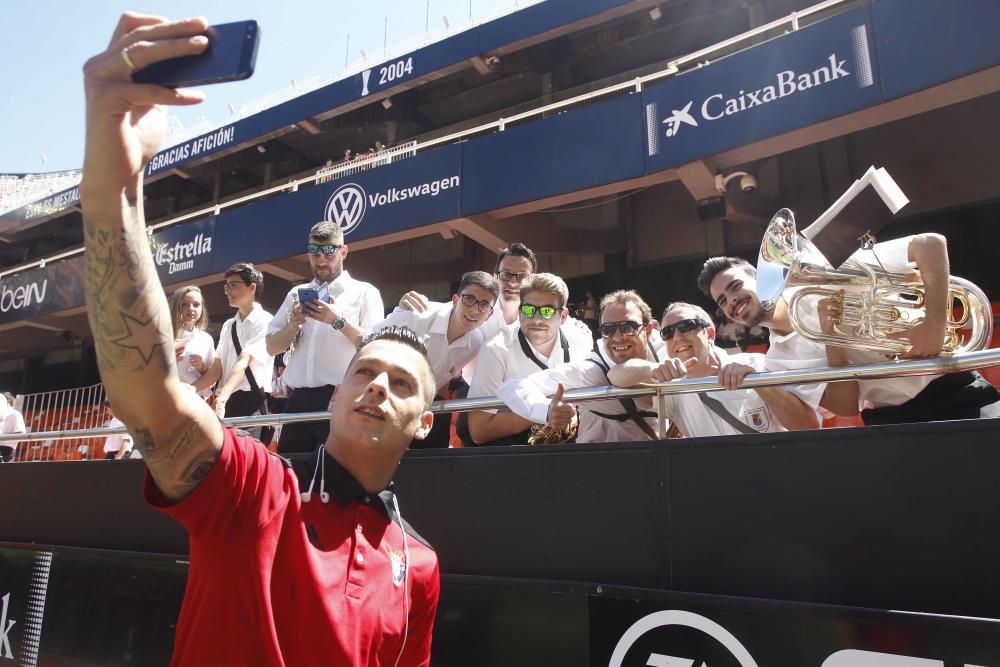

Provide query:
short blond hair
left=520, top=272, right=569, bottom=308
left=599, top=290, right=653, bottom=324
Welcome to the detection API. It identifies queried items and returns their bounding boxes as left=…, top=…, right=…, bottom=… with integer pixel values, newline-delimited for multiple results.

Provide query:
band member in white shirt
left=193, top=264, right=274, bottom=438
left=465, top=273, right=591, bottom=446
left=498, top=290, right=663, bottom=444
left=372, top=271, right=500, bottom=448
left=266, top=221, right=384, bottom=453
left=609, top=302, right=815, bottom=436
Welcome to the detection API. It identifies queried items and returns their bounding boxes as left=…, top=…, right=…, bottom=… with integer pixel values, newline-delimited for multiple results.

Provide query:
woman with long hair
left=170, top=286, right=215, bottom=398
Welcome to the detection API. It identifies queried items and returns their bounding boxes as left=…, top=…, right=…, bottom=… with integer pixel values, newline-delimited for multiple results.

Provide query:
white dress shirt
left=374, top=301, right=490, bottom=392
left=498, top=344, right=661, bottom=444
left=468, top=323, right=593, bottom=411
left=269, top=271, right=384, bottom=389
left=103, top=417, right=130, bottom=453
left=216, top=303, right=274, bottom=393
left=176, top=327, right=216, bottom=397
left=1, top=408, right=26, bottom=451
left=660, top=349, right=788, bottom=437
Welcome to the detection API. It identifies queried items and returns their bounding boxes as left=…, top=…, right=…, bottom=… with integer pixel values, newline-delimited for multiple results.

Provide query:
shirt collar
left=236, top=302, right=261, bottom=324
left=314, top=270, right=351, bottom=289
left=294, top=446, right=397, bottom=518
left=429, top=301, right=453, bottom=335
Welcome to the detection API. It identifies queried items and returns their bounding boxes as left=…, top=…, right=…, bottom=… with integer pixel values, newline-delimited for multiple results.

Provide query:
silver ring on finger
left=121, top=46, right=138, bottom=72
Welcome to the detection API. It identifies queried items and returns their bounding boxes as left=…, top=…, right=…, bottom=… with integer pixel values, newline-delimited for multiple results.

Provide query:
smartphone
left=297, top=287, right=320, bottom=307
left=132, top=20, right=260, bottom=87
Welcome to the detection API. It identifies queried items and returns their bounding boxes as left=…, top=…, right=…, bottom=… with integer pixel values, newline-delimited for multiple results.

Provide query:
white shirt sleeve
left=215, top=318, right=233, bottom=360
left=243, top=314, right=270, bottom=360
left=853, top=236, right=914, bottom=273
left=497, top=360, right=604, bottom=425
left=372, top=306, right=417, bottom=335
left=468, top=340, right=507, bottom=399
left=267, top=292, right=294, bottom=336
left=359, top=284, right=386, bottom=329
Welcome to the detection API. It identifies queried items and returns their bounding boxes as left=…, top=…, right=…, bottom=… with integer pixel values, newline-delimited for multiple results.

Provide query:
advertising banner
left=642, top=5, right=882, bottom=173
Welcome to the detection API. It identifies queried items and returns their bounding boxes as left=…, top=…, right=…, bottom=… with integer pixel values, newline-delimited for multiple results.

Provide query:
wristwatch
left=331, top=316, right=347, bottom=331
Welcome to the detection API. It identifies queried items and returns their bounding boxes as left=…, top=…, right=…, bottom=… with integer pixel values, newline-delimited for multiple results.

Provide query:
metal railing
left=0, top=0, right=854, bottom=280
left=3, top=349, right=998, bottom=454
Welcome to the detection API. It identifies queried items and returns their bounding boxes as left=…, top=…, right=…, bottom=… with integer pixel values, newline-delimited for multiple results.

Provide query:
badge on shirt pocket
left=389, top=548, right=406, bottom=586
left=744, top=406, right=770, bottom=432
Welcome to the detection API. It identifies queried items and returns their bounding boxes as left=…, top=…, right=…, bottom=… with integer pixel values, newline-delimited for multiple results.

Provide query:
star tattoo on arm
left=110, top=311, right=170, bottom=366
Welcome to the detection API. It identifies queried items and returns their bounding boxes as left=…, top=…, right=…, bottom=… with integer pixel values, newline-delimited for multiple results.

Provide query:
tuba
left=756, top=208, right=993, bottom=355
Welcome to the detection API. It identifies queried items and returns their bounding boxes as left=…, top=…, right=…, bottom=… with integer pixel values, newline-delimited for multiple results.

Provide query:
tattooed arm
left=80, top=13, right=221, bottom=502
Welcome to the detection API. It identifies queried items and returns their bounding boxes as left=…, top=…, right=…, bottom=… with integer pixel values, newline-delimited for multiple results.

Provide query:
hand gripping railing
left=3, top=349, right=999, bottom=447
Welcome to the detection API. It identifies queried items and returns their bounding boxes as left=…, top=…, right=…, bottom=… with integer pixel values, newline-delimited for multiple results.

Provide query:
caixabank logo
left=646, top=23, right=874, bottom=157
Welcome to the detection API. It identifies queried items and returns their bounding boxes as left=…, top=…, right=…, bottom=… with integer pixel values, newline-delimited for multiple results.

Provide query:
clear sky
left=0, top=0, right=525, bottom=174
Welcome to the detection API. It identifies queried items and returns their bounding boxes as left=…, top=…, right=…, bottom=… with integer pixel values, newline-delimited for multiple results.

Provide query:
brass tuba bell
left=756, top=208, right=993, bottom=355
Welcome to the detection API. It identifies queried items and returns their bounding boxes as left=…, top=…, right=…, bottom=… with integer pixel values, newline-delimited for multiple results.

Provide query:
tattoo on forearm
left=131, top=427, right=157, bottom=455
left=84, top=209, right=172, bottom=375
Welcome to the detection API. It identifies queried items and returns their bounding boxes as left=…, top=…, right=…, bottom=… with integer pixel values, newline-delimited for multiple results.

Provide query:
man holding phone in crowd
left=81, top=13, right=439, bottom=665
left=266, top=221, right=384, bottom=454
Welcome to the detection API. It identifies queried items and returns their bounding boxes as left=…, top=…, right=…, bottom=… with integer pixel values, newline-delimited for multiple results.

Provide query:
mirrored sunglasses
left=306, top=243, right=342, bottom=255
left=519, top=304, right=561, bottom=320
left=599, top=321, right=642, bottom=338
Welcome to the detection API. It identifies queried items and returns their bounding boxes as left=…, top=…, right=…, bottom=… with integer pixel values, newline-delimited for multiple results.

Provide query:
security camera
left=715, top=171, right=758, bottom=195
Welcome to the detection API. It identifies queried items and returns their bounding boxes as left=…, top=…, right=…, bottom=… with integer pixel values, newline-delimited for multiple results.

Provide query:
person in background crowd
left=270, top=355, right=290, bottom=414
left=465, top=273, right=592, bottom=446
left=170, top=285, right=215, bottom=399
left=372, top=271, right=500, bottom=448
left=0, top=391, right=26, bottom=462
left=498, top=290, right=664, bottom=444
left=80, top=17, right=440, bottom=663
left=193, top=264, right=274, bottom=441
left=266, top=221, right=384, bottom=454
left=102, top=401, right=133, bottom=461
left=609, top=302, right=815, bottom=436
left=581, top=289, right=598, bottom=335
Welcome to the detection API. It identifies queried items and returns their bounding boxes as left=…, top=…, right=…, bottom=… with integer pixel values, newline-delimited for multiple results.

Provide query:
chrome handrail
left=4, top=348, right=998, bottom=445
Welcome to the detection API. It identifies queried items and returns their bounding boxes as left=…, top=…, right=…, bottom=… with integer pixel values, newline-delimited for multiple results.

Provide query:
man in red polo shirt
left=80, top=13, right=439, bottom=665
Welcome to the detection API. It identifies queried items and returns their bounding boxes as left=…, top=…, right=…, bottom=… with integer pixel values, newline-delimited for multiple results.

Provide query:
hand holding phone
left=297, top=288, right=320, bottom=307
left=132, top=20, right=259, bottom=88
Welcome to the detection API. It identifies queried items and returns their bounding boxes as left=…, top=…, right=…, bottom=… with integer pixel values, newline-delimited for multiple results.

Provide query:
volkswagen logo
left=325, top=183, right=367, bottom=235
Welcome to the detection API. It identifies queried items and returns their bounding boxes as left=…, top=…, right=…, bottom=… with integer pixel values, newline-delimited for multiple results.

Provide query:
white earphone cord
left=392, top=493, right=410, bottom=667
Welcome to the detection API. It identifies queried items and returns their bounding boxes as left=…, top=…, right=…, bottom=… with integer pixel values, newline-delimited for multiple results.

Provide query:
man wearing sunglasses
left=465, top=273, right=592, bottom=446
left=193, top=264, right=274, bottom=435
left=266, top=221, right=385, bottom=454
left=498, top=290, right=665, bottom=443
left=371, top=271, right=500, bottom=448
left=609, top=303, right=816, bottom=436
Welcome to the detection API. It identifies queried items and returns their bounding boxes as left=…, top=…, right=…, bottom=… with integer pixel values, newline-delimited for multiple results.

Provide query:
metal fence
left=3, top=350, right=998, bottom=460
left=9, top=383, right=108, bottom=462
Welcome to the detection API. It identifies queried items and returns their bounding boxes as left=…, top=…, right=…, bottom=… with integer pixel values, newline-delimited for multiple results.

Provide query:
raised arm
left=81, top=13, right=222, bottom=502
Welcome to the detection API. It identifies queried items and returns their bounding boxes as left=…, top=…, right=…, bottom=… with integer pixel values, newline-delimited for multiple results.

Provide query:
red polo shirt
left=144, top=427, right=440, bottom=666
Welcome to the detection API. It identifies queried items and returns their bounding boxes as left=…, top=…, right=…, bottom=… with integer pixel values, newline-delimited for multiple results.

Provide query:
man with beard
left=498, top=290, right=664, bottom=443
left=372, top=271, right=500, bottom=448
left=466, top=273, right=592, bottom=445
left=267, top=221, right=384, bottom=453
left=608, top=302, right=816, bottom=435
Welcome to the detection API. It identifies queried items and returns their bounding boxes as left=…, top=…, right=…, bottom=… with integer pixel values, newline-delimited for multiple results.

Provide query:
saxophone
left=527, top=412, right=579, bottom=445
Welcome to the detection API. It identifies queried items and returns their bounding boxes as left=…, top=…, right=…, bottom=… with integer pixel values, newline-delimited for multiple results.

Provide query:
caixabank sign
left=642, top=4, right=882, bottom=174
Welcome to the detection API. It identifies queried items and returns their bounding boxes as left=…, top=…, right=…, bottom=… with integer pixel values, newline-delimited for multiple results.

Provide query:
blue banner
left=461, top=93, right=646, bottom=215
left=0, top=184, right=79, bottom=235
left=151, top=215, right=217, bottom=284
left=642, top=5, right=882, bottom=173
left=873, top=0, right=1000, bottom=101
left=0, top=255, right=84, bottom=325
left=210, top=144, right=463, bottom=272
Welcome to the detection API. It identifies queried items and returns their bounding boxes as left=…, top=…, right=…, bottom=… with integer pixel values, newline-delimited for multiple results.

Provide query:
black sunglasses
left=660, top=318, right=710, bottom=340
left=306, top=243, right=342, bottom=256
left=599, top=320, right=643, bottom=338
left=519, top=304, right=561, bottom=320
left=459, top=293, right=495, bottom=314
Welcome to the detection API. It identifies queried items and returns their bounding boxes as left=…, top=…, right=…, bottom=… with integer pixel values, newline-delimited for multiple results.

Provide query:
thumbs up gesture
left=546, top=383, right=577, bottom=430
